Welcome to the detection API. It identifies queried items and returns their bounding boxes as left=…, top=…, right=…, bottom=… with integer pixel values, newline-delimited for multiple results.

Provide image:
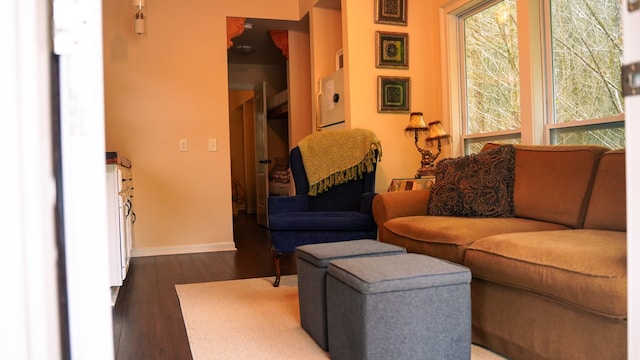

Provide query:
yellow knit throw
left=298, top=128, right=382, bottom=196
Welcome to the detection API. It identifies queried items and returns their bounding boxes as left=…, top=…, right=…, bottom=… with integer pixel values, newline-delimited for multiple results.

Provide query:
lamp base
left=415, top=167, right=436, bottom=178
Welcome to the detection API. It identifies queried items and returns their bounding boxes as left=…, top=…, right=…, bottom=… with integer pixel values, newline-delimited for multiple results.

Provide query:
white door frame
left=1, top=0, right=115, bottom=358
left=623, top=3, right=640, bottom=359
left=2, top=0, right=62, bottom=358
left=54, top=0, right=115, bottom=358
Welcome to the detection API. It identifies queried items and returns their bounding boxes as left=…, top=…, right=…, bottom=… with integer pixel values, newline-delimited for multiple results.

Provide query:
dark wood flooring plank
left=193, top=251, right=238, bottom=282
left=114, top=257, right=165, bottom=360
left=114, top=213, right=298, bottom=360
left=152, top=255, right=192, bottom=360
left=176, top=253, right=214, bottom=284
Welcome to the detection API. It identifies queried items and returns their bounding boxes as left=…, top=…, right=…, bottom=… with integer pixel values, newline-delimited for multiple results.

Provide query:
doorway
left=227, top=17, right=305, bottom=234
left=229, top=92, right=257, bottom=217
left=227, top=83, right=289, bottom=225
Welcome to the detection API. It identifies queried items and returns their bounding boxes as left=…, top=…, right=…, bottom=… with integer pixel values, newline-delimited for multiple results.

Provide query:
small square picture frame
left=375, top=0, right=407, bottom=26
left=378, top=76, right=410, bottom=113
left=376, top=31, right=408, bottom=69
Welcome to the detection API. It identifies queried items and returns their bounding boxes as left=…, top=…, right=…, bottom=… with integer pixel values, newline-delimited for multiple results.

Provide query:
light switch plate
left=208, top=138, right=217, bottom=152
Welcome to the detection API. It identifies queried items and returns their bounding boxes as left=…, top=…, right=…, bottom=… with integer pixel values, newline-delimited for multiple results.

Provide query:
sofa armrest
left=268, top=195, right=309, bottom=215
left=372, top=189, right=432, bottom=227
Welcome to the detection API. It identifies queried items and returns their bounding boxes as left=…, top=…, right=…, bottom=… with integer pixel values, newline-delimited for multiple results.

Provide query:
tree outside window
left=549, top=0, right=624, bottom=148
left=459, top=0, right=624, bottom=153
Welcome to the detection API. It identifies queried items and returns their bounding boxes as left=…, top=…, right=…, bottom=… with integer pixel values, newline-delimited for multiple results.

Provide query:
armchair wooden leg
left=272, top=248, right=281, bottom=287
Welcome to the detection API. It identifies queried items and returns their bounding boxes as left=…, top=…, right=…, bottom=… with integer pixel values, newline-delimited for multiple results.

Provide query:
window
left=453, top=0, right=624, bottom=154
left=461, top=0, right=521, bottom=154
left=547, top=0, right=624, bottom=148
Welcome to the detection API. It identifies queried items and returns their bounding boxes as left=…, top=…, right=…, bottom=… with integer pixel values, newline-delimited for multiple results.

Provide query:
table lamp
left=404, top=112, right=451, bottom=178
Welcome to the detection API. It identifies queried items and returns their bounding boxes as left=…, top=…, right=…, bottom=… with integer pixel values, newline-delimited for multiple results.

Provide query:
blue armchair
left=268, top=145, right=379, bottom=286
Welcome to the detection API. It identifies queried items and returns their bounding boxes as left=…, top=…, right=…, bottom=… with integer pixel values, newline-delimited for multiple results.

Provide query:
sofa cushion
left=428, top=145, right=516, bottom=217
left=465, top=229, right=627, bottom=318
left=584, top=149, right=626, bottom=231
left=382, top=216, right=569, bottom=264
left=512, top=145, right=609, bottom=228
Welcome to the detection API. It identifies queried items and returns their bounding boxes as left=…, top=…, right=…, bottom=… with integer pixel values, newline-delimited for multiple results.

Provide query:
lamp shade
left=405, top=112, right=428, bottom=131
left=426, top=121, right=450, bottom=140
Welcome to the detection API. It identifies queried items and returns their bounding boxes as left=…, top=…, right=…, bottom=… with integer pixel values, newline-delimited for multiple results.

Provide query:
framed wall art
left=375, top=0, right=407, bottom=26
left=377, top=76, right=410, bottom=113
left=376, top=31, right=408, bottom=69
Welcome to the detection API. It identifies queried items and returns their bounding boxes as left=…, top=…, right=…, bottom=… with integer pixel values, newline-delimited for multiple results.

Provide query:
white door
left=254, top=81, right=270, bottom=227
left=54, top=0, right=115, bottom=358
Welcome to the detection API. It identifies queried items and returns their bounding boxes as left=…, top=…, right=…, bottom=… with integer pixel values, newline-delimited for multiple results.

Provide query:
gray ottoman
left=326, top=253, right=471, bottom=360
left=296, top=240, right=406, bottom=350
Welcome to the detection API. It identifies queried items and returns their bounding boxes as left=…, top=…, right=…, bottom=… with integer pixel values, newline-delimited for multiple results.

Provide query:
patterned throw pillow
left=427, top=145, right=516, bottom=217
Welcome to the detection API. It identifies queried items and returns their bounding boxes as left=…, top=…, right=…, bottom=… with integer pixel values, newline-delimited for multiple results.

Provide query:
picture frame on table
left=377, top=76, right=410, bottom=113
left=376, top=31, right=408, bottom=69
left=375, top=0, right=407, bottom=26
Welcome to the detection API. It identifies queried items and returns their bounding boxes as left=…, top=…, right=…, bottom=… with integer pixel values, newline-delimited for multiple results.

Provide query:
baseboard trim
left=131, top=242, right=237, bottom=257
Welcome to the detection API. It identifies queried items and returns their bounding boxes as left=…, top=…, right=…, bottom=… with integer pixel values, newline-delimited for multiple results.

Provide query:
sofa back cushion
left=583, top=149, right=626, bottom=231
left=513, top=145, right=608, bottom=228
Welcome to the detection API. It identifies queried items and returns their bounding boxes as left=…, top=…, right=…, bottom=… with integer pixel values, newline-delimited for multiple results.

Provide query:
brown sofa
left=372, top=145, right=627, bottom=360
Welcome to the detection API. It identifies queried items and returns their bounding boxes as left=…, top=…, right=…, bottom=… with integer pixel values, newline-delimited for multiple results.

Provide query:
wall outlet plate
left=179, top=139, right=188, bottom=152
left=208, top=138, right=217, bottom=152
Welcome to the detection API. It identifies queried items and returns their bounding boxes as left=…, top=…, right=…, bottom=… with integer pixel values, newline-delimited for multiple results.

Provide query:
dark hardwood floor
left=111, top=213, right=297, bottom=360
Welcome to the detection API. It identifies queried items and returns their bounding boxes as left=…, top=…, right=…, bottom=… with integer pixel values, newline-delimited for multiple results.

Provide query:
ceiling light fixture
left=232, top=45, right=255, bottom=55
left=132, top=0, right=145, bottom=36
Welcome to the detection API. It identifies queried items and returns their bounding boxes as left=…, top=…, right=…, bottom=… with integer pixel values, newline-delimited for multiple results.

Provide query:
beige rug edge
left=176, top=276, right=506, bottom=360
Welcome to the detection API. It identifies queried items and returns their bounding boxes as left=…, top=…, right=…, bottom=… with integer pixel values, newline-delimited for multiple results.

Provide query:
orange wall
left=102, top=0, right=303, bottom=255
left=103, top=0, right=447, bottom=254
left=287, top=30, right=313, bottom=146
left=310, top=6, right=342, bottom=81
left=342, top=0, right=446, bottom=192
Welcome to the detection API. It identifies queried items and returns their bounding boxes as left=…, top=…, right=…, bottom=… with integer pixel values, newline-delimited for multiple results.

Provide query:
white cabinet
left=106, top=155, right=134, bottom=288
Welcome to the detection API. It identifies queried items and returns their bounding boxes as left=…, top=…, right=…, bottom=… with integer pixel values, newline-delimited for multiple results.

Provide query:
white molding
left=56, top=0, right=115, bottom=357
left=623, top=3, right=640, bottom=359
left=439, top=6, right=461, bottom=157
left=131, top=243, right=237, bottom=257
left=3, top=0, right=60, bottom=358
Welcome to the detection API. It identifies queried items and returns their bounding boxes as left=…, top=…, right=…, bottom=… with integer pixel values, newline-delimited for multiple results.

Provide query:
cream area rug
left=175, top=276, right=506, bottom=360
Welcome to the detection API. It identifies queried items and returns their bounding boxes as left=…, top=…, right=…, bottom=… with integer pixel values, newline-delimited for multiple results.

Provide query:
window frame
left=441, top=0, right=624, bottom=155
left=541, top=0, right=625, bottom=145
left=457, top=0, right=524, bottom=147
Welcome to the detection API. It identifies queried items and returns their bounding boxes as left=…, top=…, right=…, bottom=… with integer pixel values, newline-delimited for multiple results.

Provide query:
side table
left=387, top=177, right=435, bottom=192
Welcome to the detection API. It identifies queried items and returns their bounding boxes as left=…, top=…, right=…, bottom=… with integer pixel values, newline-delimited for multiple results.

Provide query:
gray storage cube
left=327, top=253, right=471, bottom=360
left=296, top=239, right=406, bottom=350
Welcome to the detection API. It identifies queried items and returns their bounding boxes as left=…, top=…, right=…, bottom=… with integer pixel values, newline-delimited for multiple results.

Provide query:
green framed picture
left=375, top=0, right=407, bottom=26
left=378, top=76, right=410, bottom=113
left=376, top=31, right=408, bottom=69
